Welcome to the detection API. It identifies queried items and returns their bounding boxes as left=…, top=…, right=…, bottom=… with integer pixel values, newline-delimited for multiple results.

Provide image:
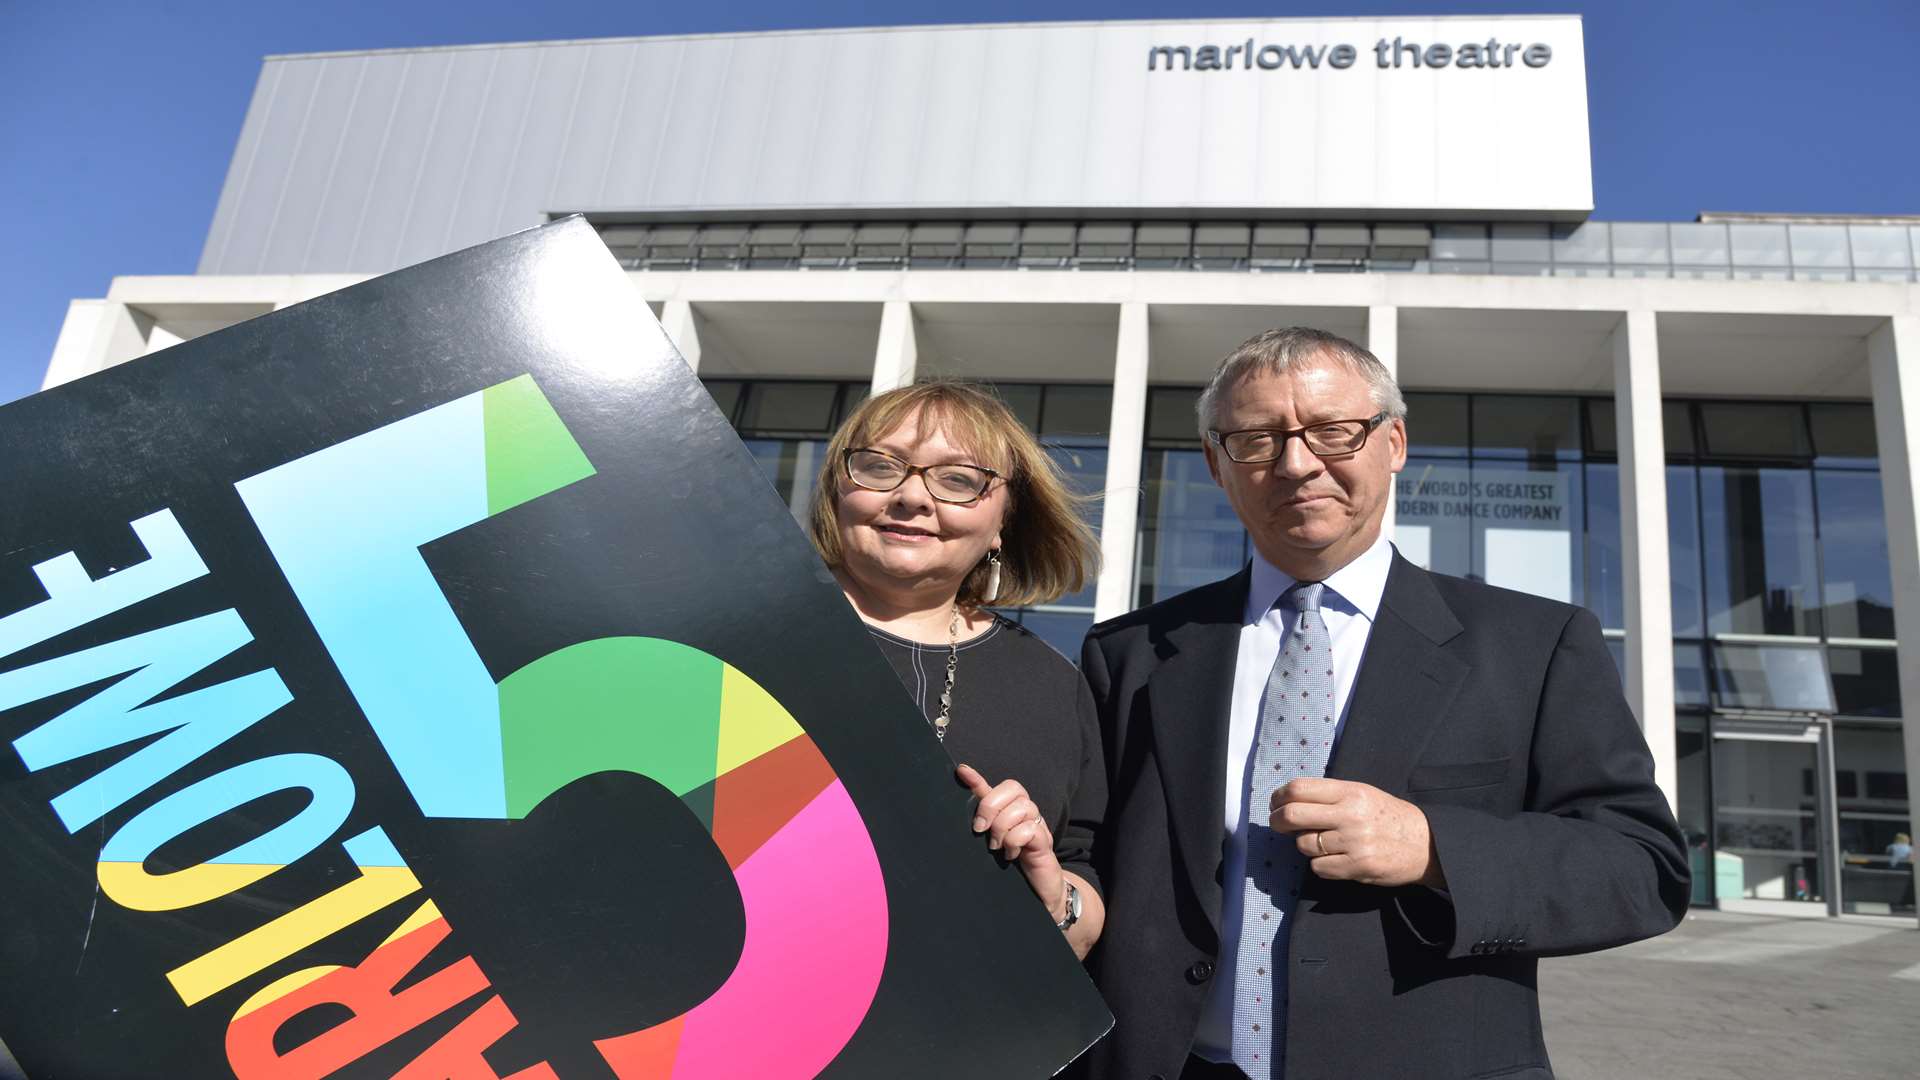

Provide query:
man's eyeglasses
left=843, top=448, right=1000, bottom=504
left=1207, top=412, right=1389, bottom=464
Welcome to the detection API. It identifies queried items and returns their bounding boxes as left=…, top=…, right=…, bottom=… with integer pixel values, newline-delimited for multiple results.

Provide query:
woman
left=806, top=380, right=1106, bottom=957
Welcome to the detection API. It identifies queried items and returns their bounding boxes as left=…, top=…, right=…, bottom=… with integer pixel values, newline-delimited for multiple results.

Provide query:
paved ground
left=3, top=909, right=1913, bottom=1079
left=1542, top=909, right=1920, bottom=1079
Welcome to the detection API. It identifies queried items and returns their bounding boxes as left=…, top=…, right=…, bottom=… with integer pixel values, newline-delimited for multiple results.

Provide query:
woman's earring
left=985, top=550, right=1002, bottom=605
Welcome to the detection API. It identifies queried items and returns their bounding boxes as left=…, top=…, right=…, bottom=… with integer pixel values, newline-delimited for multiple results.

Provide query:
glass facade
left=598, top=218, right=1920, bottom=281
left=701, top=378, right=870, bottom=523
left=1657, top=399, right=1909, bottom=913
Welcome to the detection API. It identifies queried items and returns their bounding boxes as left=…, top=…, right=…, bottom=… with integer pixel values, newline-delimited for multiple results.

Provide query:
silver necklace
left=934, top=605, right=959, bottom=740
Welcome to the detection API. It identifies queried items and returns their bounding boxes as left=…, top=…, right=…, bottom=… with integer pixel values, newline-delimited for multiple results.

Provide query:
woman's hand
left=955, top=764, right=1067, bottom=921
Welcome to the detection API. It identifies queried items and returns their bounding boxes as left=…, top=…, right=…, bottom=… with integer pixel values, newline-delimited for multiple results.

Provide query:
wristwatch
left=1055, top=881, right=1083, bottom=931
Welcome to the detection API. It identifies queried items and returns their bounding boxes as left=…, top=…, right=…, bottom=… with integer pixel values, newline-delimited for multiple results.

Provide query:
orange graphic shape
left=596, top=1013, right=686, bottom=1079
left=710, top=734, right=835, bottom=868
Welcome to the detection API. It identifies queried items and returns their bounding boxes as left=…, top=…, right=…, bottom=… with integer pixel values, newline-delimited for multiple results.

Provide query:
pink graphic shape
left=596, top=779, right=888, bottom=1079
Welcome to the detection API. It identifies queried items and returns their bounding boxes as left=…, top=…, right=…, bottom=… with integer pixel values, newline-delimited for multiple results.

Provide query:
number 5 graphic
left=235, top=375, right=888, bottom=1077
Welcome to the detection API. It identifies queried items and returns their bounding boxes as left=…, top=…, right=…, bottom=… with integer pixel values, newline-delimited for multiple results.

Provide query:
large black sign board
left=0, top=218, right=1111, bottom=1078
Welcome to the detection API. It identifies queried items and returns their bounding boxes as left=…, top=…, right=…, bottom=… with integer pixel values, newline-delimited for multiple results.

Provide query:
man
left=1079, top=328, right=1688, bottom=1080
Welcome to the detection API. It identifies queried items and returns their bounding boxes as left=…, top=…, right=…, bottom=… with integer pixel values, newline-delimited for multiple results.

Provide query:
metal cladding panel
left=200, top=16, right=1593, bottom=274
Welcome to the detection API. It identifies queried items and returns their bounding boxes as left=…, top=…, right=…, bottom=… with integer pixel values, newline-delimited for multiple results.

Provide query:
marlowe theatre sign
left=1148, top=36, right=1553, bottom=72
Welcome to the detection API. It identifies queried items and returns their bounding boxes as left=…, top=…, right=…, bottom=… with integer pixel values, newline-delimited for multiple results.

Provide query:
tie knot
left=1282, top=581, right=1325, bottom=613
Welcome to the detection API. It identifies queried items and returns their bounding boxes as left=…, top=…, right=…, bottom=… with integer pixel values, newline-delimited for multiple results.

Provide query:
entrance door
left=1710, top=716, right=1841, bottom=917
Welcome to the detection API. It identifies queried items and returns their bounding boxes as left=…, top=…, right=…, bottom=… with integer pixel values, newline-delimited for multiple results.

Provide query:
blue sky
left=2, top=0, right=1915, bottom=405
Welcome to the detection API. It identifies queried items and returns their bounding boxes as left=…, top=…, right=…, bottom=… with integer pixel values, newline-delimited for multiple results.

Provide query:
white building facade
left=42, top=16, right=1920, bottom=921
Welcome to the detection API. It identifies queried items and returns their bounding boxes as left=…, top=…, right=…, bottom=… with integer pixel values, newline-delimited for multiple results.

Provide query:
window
left=1698, top=467, right=1821, bottom=637
left=704, top=379, right=868, bottom=520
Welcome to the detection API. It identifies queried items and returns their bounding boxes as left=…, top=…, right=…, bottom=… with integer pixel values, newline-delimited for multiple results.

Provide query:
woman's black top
left=866, top=615, right=1106, bottom=895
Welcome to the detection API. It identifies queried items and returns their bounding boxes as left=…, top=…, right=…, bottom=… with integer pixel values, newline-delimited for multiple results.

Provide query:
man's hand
left=1271, top=777, right=1446, bottom=888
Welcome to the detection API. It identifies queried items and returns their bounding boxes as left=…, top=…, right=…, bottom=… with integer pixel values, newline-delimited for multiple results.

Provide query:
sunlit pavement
left=1543, top=909, right=1920, bottom=1079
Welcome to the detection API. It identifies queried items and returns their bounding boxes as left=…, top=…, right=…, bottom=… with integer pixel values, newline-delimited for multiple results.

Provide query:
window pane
left=1665, top=400, right=1697, bottom=458
left=1836, top=723, right=1913, bottom=917
left=1044, top=442, right=1107, bottom=609
left=738, top=382, right=840, bottom=435
left=1817, top=469, right=1895, bottom=639
left=1040, top=385, right=1113, bottom=439
left=1148, top=387, right=1203, bottom=443
left=1584, top=464, right=1624, bottom=628
left=1700, top=466, right=1822, bottom=637
left=1491, top=222, right=1551, bottom=263
left=702, top=379, right=743, bottom=423
left=1810, top=403, right=1878, bottom=464
left=1710, top=642, right=1834, bottom=711
left=1581, top=398, right=1615, bottom=456
left=1669, top=465, right=1706, bottom=638
left=1676, top=715, right=1713, bottom=905
left=1699, top=402, right=1812, bottom=459
left=835, top=383, right=868, bottom=425
left=1830, top=647, right=1901, bottom=717
left=1675, top=643, right=1711, bottom=708
left=1470, top=460, right=1583, bottom=604
left=1789, top=224, right=1851, bottom=269
left=741, top=437, right=827, bottom=522
left=1729, top=223, right=1791, bottom=267
left=1472, top=395, right=1581, bottom=459
left=1610, top=223, right=1671, bottom=267
left=1431, top=224, right=1489, bottom=261
left=1404, top=393, right=1469, bottom=457
left=1669, top=223, right=1731, bottom=268
left=1551, top=222, right=1611, bottom=265
left=1848, top=225, right=1913, bottom=270
left=1394, top=458, right=1472, bottom=581
left=995, top=384, right=1044, bottom=432
left=1136, top=449, right=1246, bottom=606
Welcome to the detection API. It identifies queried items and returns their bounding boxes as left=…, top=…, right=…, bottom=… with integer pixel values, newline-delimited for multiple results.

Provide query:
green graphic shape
left=484, top=374, right=596, bottom=516
left=498, top=637, right=724, bottom=817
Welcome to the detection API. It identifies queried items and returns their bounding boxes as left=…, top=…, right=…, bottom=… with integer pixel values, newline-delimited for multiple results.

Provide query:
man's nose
left=1271, top=433, right=1323, bottom=478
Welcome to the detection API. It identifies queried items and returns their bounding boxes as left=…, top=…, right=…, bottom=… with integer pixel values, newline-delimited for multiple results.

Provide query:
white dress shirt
left=1191, top=533, right=1395, bottom=1062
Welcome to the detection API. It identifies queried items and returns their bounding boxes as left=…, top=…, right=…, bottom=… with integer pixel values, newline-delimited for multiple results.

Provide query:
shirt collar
left=1243, top=532, right=1395, bottom=626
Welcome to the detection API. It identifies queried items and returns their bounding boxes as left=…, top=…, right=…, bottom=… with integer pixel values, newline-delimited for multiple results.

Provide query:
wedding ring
left=1315, top=830, right=1329, bottom=857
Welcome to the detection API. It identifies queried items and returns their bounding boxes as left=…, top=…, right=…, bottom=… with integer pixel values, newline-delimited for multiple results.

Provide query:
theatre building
left=40, top=16, right=1920, bottom=920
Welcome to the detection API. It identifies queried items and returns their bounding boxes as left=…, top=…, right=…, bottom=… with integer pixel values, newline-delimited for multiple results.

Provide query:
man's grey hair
left=1194, top=327, right=1408, bottom=438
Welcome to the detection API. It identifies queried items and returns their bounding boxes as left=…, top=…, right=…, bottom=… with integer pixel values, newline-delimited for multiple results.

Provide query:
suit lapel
left=1145, top=567, right=1248, bottom=945
left=1327, top=556, right=1470, bottom=794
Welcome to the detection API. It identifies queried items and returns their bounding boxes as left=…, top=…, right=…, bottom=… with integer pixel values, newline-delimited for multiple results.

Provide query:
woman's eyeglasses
left=843, top=448, right=999, bottom=504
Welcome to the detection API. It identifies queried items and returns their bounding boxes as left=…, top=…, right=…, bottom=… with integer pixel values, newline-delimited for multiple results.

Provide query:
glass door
left=1710, top=716, right=1840, bottom=916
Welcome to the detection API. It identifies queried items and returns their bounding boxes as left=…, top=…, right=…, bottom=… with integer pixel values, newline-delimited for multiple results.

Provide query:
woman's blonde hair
left=807, top=380, right=1100, bottom=610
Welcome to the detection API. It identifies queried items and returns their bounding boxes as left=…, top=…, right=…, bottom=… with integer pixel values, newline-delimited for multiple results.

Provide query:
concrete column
left=659, top=299, right=702, bottom=373
left=1866, top=315, right=1920, bottom=927
left=871, top=300, right=917, bottom=394
left=1094, top=303, right=1150, bottom=623
left=1613, top=310, right=1677, bottom=812
left=1368, top=305, right=1400, bottom=538
left=41, top=300, right=153, bottom=391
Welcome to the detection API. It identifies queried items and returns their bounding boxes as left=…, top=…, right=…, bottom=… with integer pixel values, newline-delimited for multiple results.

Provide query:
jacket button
left=1186, top=960, right=1215, bottom=983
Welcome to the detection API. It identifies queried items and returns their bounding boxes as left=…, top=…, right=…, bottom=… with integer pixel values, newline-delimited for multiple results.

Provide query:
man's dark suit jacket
left=1077, top=554, right=1689, bottom=1080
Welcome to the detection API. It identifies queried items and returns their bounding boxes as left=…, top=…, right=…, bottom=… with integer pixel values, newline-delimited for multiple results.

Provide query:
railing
left=592, top=219, right=1920, bottom=282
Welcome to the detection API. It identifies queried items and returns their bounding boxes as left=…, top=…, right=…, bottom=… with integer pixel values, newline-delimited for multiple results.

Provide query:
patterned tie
left=1232, top=581, right=1334, bottom=1080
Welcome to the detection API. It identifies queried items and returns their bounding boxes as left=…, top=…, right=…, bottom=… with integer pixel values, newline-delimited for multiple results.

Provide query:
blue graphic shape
left=234, top=392, right=505, bottom=819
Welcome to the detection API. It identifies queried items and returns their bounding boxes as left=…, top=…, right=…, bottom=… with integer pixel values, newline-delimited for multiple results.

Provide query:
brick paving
left=1542, top=909, right=1920, bottom=1079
